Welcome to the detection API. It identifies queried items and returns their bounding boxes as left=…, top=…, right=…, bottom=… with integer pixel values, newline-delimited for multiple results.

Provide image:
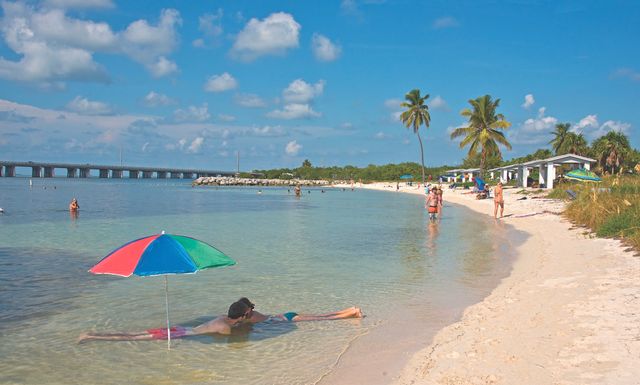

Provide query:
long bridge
left=0, top=161, right=235, bottom=179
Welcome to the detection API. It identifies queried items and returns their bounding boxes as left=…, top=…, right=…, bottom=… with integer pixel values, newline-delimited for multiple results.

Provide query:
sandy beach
left=337, top=182, right=639, bottom=385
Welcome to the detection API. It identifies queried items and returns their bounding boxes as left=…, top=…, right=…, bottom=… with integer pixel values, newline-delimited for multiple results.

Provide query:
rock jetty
left=192, top=176, right=330, bottom=187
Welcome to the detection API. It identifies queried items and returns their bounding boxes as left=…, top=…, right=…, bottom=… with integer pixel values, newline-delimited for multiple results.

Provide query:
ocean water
left=0, top=178, right=520, bottom=385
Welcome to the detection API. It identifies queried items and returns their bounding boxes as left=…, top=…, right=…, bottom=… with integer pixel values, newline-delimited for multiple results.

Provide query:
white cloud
left=509, top=107, right=558, bottom=144
left=595, top=120, right=631, bottom=136
left=217, top=114, right=236, bottom=122
left=374, top=131, right=389, bottom=139
left=285, top=140, right=302, bottom=155
left=120, top=9, right=182, bottom=77
left=173, top=103, right=210, bottom=122
left=44, top=0, right=114, bottom=9
left=187, top=137, right=204, bottom=153
left=230, top=12, right=300, bottom=61
left=198, top=9, right=223, bottom=37
left=234, top=93, right=267, bottom=108
left=252, top=125, right=286, bottom=137
left=0, top=4, right=182, bottom=85
left=65, top=96, right=112, bottom=115
left=432, top=16, right=459, bottom=29
left=141, top=142, right=149, bottom=152
left=311, top=33, right=341, bottom=62
left=143, top=91, right=174, bottom=107
left=204, top=72, right=238, bottom=92
left=429, top=95, right=448, bottom=110
left=267, top=104, right=321, bottom=120
left=575, top=114, right=598, bottom=130
left=612, top=68, right=640, bottom=82
left=521, top=94, right=535, bottom=109
left=384, top=98, right=402, bottom=109
left=283, top=79, right=325, bottom=103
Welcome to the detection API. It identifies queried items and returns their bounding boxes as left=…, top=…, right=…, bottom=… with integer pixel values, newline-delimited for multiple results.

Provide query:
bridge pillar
left=67, top=168, right=77, bottom=178
left=157, top=171, right=167, bottom=179
left=170, top=172, right=181, bottom=179
left=112, top=170, right=122, bottom=178
left=5, top=166, right=15, bottom=177
left=99, top=169, right=109, bottom=178
left=183, top=172, right=193, bottom=179
left=142, top=171, right=153, bottom=178
left=32, top=166, right=42, bottom=178
left=44, top=167, right=55, bottom=177
left=80, top=168, right=91, bottom=178
left=128, top=170, right=139, bottom=178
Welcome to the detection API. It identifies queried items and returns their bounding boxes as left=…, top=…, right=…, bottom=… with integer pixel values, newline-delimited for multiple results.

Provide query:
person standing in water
left=494, top=181, right=504, bottom=218
left=69, top=198, right=79, bottom=212
left=425, top=187, right=439, bottom=222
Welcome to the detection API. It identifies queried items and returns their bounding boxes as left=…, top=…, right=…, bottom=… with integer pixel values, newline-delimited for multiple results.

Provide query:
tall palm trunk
left=417, top=131, right=426, bottom=185
left=480, top=148, right=486, bottom=178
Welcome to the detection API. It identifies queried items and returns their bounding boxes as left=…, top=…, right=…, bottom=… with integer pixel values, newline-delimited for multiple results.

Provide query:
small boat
left=565, top=168, right=602, bottom=182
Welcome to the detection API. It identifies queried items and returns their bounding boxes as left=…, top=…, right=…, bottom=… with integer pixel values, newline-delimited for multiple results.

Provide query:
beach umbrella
left=565, top=168, right=602, bottom=182
left=89, top=232, right=235, bottom=349
left=399, top=174, right=413, bottom=180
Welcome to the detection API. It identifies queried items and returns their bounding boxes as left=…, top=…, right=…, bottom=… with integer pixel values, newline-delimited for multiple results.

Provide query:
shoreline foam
left=335, top=182, right=639, bottom=385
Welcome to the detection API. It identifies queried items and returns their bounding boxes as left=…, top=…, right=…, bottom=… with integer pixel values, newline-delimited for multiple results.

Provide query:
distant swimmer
left=0, top=208, right=4, bottom=214
left=294, top=185, right=301, bottom=197
left=69, top=198, right=79, bottom=212
left=257, top=189, right=262, bottom=194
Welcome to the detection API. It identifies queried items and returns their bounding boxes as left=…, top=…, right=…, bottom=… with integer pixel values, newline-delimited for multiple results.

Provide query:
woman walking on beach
left=494, top=182, right=504, bottom=218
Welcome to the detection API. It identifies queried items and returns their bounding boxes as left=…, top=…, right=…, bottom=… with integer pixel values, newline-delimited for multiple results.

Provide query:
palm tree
left=549, top=123, right=571, bottom=155
left=400, top=89, right=431, bottom=185
left=591, top=131, right=631, bottom=174
left=450, top=95, right=512, bottom=175
left=562, top=132, right=588, bottom=155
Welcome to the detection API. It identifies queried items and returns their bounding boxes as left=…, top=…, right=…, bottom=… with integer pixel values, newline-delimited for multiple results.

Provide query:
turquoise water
left=0, top=178, right=518, bottom=385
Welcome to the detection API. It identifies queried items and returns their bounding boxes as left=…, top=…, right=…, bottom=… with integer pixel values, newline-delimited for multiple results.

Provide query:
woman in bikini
left=237, top=297, right=363, bottom=323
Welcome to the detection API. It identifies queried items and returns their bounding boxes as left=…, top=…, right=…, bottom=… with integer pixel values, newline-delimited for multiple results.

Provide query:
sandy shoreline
left=336, top=182, right=639, bottom=385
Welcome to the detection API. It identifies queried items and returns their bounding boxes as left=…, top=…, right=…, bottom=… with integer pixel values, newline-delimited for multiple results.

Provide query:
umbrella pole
left=165, top=275, right=171, bottom=350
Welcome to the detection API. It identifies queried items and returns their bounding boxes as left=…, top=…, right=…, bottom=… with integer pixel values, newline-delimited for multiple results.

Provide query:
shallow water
left=0, top=178, right=519, bottom=384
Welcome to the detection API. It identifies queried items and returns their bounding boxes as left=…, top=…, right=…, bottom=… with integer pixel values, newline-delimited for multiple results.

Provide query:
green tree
left=549, top=123, right=571, bottom=155
left=400, top=89, right=431, bottom=185
left=562, top=132, right=588, bottom=155
left=450, top=95, right=512, bottom=175
left=591, top=131, right=631, bottom=174
left=302, top=159, right=312, bottom=168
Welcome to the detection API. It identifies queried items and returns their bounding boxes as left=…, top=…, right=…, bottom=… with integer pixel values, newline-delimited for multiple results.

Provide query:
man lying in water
left=78, top=299, right=363, bottom=342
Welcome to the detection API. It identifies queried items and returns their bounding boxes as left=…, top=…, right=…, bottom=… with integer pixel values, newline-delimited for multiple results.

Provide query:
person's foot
left=77, top=332, right=92, bottom=344
left=354, top=307, right=364, bottom=318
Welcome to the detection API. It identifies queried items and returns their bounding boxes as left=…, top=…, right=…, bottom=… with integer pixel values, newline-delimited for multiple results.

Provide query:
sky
left=0, top=0, right=638, bottom=172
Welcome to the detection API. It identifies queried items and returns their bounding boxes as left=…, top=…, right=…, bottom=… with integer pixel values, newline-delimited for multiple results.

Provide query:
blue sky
left=0, top=0, right=638, bottom=171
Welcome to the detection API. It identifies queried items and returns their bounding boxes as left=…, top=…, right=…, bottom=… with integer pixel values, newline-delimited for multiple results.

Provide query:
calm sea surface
left=0, top=178, right=521, bottom=385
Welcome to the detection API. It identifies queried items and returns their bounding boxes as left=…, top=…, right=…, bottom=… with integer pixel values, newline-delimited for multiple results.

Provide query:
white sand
left=335, top=182, right=640, bottom=385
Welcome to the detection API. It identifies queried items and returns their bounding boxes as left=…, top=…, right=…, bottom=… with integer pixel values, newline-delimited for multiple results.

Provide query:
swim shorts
left=147, top=326, right=188, bottom=339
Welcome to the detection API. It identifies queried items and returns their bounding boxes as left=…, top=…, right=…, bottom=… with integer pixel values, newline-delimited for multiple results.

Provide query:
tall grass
left=558, top=176, right=640, bottom=250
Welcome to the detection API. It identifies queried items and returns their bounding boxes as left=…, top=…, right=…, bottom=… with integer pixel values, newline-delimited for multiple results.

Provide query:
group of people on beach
left=79, top=298, right=363, bottom=342
left=424, top=180, right=505, bottom=220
